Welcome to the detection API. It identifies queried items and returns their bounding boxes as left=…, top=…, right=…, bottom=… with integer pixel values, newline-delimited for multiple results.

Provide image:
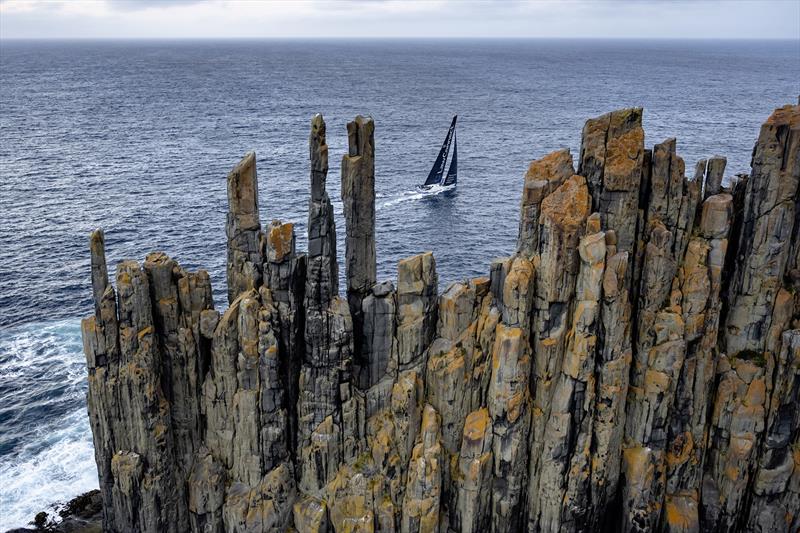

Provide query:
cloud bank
left=0, top=0, right=798, bottom=39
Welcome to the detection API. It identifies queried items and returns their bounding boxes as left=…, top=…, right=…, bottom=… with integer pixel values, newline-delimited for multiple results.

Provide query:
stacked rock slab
left=81, top=104, right=800, bottom=533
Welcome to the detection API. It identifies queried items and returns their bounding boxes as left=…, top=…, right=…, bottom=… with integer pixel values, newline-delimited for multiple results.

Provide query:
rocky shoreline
left=75, top=105, right=798, bottom=532
left=7, top=490, right=102, bottom=533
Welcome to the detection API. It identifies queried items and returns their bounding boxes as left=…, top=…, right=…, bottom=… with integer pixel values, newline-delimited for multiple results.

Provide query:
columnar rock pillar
left=143, top=251, right=213, bottom=521
left=527, top=173, right=591, bottom=530
left=578, top=107, right=645, bottom=259
left=297, top=114, right=358, bottom=495
left=527, top=214, right=606, bottom=532
left=705, top=103, right=800, bottom=532
left=516, top=148, right=574, bottom=257
left=395, top=251, right=438, bottom=372
left=663, top=193, right=732, bottom=531
left=341, top=115, right=377, bottom=378
left=746, top=329, right=800, bottom=532
left=724, top=104, right=800, bottom=359
left=83, top=232, right=204, bottom=532
left=588, top=240, right=632, bottom=529
left=702, top=155, right=727, bottom=199
left=226, top=151, right=263, bottom=303
left=264, top=220, right=306, bottom=457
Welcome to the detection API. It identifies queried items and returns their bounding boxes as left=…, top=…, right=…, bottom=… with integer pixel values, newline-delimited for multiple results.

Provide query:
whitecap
left=0, top=321, right=98, bottom=530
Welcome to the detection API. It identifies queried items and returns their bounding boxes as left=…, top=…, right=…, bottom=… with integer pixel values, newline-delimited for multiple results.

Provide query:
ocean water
left=0, top=39, right=797, bottom=529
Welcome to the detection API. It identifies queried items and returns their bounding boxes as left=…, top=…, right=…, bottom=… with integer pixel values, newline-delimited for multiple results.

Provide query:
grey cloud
left=106, top=0, right=207, bottom=11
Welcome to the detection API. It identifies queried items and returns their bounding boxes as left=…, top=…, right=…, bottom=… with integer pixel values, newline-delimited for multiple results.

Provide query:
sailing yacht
left=418, top=115, right=458, bottom=191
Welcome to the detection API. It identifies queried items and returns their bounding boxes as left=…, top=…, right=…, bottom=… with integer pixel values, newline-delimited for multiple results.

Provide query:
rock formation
left=81, top=104, right=800, bottom=532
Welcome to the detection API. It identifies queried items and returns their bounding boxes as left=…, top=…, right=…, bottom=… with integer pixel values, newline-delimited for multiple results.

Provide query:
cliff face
left=81, top=105, right=800, bottom=533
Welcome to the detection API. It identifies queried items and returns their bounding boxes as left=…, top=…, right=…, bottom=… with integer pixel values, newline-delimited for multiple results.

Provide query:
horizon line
left=2, top=36, right=799, bottom=42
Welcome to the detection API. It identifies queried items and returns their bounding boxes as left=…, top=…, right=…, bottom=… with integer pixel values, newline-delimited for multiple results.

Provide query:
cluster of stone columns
left=82, top=104, right=799, bottom=533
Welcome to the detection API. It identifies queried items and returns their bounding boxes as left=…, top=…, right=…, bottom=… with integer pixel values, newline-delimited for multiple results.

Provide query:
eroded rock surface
left=81, top=105, right=800, bottom=533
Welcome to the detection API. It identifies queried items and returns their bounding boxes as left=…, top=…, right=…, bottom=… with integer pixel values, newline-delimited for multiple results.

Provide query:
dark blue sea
left=0, top=39, right=798, bottom=528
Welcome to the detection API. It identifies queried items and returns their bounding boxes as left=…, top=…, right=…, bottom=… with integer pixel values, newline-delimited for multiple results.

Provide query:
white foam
left=0, top=321, right=98, bottom=530
left=0, top=407, right=98, bottom=530
left=377, top=185, right=454, bottom=211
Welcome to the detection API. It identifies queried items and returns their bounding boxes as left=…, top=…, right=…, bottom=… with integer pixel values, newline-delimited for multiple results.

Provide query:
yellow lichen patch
left=604, top=127, right=645, bottom=191
left=463, top=408, right=490, bottom=445
left=623, top=446, right=653, bottom=486
left=525, top=148, right=574, bottom=183
left=744, top=377, right=766, bottom=407
left=540, top=174, right=591, bottom=230
left=268, top=222, right=294, bottom=262
left=665, top=496, right=697, bottom=530
left=765, top=103, right=800, bottom=128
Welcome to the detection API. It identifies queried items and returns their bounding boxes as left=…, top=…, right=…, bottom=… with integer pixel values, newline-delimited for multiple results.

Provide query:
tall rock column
left=264, top=220, right=306, bottom=458
left=341, top=115, right=377, bottom=377
left=578, top=107, right=645, bottom=259
left=143, top=251, right=214, bottom=527
left=746, top=329, right=800, bottom=533
left=297, top=114, right=357, bottom=495
left=82, top=229, right=121, bottom=529
left=700, top=351, right=769, bottom=531
left=527, top=215, right=606, bottom=532
left=663, top=193, right=732, bottom=531
left=588, top=240, right=633, bottom=529
left=200, top=286, right=296, bottom=531
left=401, top=404, right=445, bottom=533
left=703, top=156, right=727, bottom=199
left=226, top=151, right=264, bottom=303
left=527, top=173, right=591, bottom=530
left=396, top=251, right=438, bottom=372
left=487, top=323, right=531, bottom=533
left=516, top=148, right=574, bottom=257
left=82, top=236, right=184, bottom=532
left=724, top=104, right=800, bottom=359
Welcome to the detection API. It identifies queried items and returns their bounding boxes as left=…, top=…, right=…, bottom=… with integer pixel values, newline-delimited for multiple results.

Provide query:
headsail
left=423, top=115, right=457, bottom=186
left=442, top=130, right=457, bottom=186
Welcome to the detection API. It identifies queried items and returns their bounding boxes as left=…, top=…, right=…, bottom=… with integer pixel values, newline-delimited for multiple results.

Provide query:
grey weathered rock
left=80, top=105, right=800, bottom=533
left=724, top=104, right=800, bottom=359
left=663, top=193, right=733, bottom=529
left=401, top=404, right=444, bottom=533
left=360, top=281, right=396, bottom=393
left=264, top=220, right=306, bottom=457
left=516, top=148, right=575, bottom=257
left=746, top=329, right=800, bottom=533
left=527, top=218, right=606, bottom=532
left=298, top=113, right=356, bottom=496
left=83, top=249, right=186, bottom=532
left=488, top=324, right=531, bottom=533
left=578, top=107, right=644, bottom=257
left=395, top=251, right=438, bottom=371
left=342, top=115, right=377, bottom=377
left=704, top=155, right=727, bottom=199
left=456, top=408, right=493, bottom=533
left=527, top=173, right=590, bottom=530
left=589, top=246, right=632, bottom=529
left=226, top=151, right=263, bottom=303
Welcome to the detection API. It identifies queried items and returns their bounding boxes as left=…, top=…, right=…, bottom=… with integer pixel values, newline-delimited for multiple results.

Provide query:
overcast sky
left=1, top=0, right=799, bottom=39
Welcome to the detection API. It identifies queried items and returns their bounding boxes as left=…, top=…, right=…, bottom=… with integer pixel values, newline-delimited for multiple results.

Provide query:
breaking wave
left=0, top=321, right=98, bottom=530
